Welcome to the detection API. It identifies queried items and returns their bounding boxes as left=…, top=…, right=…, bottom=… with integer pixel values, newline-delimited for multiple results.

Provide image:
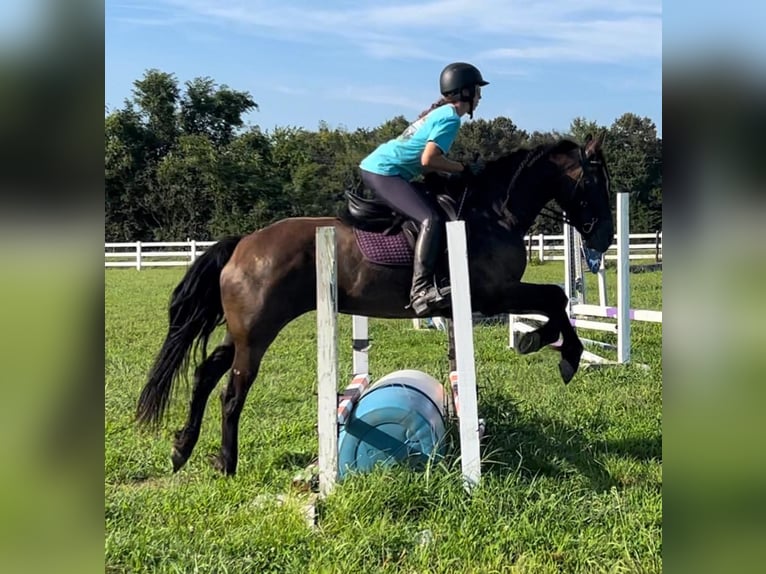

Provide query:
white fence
left=104, top=232, right=662, bottom=269
left=525, top=231, right=662, bottom=263
left=105, top=240, right=217, bottom=269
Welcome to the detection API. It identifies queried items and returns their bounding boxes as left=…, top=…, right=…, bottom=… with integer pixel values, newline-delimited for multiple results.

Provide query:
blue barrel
left=338, top=369, right=448, bottom=478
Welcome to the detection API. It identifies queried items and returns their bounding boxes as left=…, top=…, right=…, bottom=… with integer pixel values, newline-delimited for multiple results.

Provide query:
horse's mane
left=484, top=139, right=580, bottom=172
left=470, top=139, right=580, bottom=206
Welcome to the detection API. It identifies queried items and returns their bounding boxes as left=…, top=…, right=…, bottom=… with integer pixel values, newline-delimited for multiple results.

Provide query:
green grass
left=105, top=262, right=662, bottom=573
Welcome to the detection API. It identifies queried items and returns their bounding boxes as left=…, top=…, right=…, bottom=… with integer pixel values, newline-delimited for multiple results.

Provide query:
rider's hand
left=461, top=160, right=485, bottom=183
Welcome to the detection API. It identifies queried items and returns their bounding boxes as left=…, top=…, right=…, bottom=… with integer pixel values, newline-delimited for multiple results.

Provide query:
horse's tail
left=136, top=235, right=243, bottom=427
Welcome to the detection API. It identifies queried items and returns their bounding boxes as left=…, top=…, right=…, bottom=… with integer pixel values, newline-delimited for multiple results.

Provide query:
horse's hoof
left=171, top=447, right=188, bottom=473
left=208, top=453, right=225, bottom=473
left=207, top=453, right=236, bottom=475
left=558, top=358, right=576, bottom=384
left=517, top=332, right=542, bottom=355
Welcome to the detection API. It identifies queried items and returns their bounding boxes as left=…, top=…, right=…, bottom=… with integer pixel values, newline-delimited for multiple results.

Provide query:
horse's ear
left=585, top=130, right=605, bottom=157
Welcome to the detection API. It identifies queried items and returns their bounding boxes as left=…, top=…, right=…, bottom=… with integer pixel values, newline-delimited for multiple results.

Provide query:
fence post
left=538, top=234, right=544, bottom=262
left=655, top=230, right=661, bottom=262
left=190, top=240, right=197, bottom=263
left=136, top=242, right=142, bottom=271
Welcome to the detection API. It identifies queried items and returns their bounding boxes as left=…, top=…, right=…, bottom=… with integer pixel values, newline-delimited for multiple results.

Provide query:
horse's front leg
left=554, top=305, right=584, bottom=384
left=484, top=282, right=583, bottom=384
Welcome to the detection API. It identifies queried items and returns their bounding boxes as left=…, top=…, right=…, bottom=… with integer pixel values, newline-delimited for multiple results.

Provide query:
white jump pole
left=316, top=227, right=339, bottom=497
left=446, top=221, right=481, bottom=489
left=616, top=191, right=630, bottom=364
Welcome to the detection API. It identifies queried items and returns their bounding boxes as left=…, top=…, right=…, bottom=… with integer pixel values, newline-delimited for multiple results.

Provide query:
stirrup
left=408, top=286, right=451, bottom=317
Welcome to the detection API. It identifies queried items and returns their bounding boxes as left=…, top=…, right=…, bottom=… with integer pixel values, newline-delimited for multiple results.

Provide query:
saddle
left=343, top=180, right=463, bottom=253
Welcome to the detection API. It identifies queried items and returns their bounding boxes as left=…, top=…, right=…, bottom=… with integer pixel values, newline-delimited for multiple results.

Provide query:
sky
left=105, top=0, right=662, bottom=136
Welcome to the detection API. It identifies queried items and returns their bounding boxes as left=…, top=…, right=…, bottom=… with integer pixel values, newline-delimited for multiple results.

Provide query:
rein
left=501, top=146, right=595, bottom=230
left=502, top=147, right=549, bottom=210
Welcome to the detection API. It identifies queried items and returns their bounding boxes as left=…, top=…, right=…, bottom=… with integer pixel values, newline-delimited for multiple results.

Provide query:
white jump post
left=567, top=191, right=630, bottom=364
left=316, top=227, right=339, bottom=498
left=446, top=220, right=481, bottom=489
left=616, top=191, right=631, bottom=364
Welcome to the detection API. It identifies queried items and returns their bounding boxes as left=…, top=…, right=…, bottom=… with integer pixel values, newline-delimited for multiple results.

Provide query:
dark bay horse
left=136, top=134, right=614, bottom=475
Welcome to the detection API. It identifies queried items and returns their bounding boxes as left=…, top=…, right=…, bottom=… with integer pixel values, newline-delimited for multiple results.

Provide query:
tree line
left=106, top=70, right=662, bottom=241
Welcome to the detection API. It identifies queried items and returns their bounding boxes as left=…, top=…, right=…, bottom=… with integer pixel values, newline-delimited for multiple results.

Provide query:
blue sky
left=106, top=0, right=662, bottom=136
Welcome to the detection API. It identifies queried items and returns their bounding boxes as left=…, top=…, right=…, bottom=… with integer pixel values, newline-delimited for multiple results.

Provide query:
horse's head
left=549, top=133, right=614, bottom=255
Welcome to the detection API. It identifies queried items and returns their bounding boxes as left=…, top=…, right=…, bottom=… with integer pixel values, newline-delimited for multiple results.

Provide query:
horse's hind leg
left=210, top=337, right=272, bottom=475
left=171, top=334, right=234, bottom=472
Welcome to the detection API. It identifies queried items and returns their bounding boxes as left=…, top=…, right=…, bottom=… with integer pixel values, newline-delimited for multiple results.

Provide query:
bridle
left=502, top=145, right=608, bottom=233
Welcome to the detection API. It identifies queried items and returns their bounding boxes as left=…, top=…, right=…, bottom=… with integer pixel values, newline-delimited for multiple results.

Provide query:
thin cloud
left=331, top=85, right=427, bottom=112
left=108, top=0, right=204, bottom=28
left=112, top=17, right=184, bottom=27
left=478, top=17, right=661, bottom=63
left=362, top=41, right=442, bottom=61
left=110, top=1, right=175, bottom=13
left=491, top=68, right=532, bottom=78
left=120, top=1, right=661, bottom=66
left=273, top=85, right=307, bottom=96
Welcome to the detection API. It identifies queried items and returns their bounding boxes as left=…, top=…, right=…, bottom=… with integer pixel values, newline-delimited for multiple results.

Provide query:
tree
left=151, top=134, right=218, bottom=240
left=105, top=69, right=260, bottom=240
left=451, top=117, right=528, bottom=161
left=568, top=117, right=604, bottom=144
left=105, top=107, right=153, bottom=240
left=606, top=113, right=662, bottom=231
left=180, top=77, right=258, bottom=147
left=132, top=70, right=180, bottom=158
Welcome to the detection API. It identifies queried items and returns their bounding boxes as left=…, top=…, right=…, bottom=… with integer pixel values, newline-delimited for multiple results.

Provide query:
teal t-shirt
left=359, top=104, right=461, bottom=181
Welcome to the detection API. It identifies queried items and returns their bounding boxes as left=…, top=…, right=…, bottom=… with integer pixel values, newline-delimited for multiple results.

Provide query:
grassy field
left=105, top=262, right=662, bottom=573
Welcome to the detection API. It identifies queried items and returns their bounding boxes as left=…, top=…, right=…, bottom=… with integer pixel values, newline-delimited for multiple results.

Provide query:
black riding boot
left=409, top=218, right=450, bottom=316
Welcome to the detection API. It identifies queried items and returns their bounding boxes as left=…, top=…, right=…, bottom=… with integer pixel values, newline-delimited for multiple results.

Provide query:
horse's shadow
left=475, top=392, right=662, bottom=491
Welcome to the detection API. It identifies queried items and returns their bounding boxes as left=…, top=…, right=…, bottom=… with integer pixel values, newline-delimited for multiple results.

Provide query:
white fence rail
left=105, top=232, right=662, bottom=269
left=526, top=231, right=662, bottom=263
left=105, top=240, right=217, bottom=269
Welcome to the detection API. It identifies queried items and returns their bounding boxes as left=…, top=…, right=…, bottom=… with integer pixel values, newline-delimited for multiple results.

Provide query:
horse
left=136, top=133, right=614, bottom=476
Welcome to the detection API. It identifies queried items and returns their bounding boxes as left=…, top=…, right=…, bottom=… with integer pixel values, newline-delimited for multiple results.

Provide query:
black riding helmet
left=439, top=62, right=489, bottom=102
